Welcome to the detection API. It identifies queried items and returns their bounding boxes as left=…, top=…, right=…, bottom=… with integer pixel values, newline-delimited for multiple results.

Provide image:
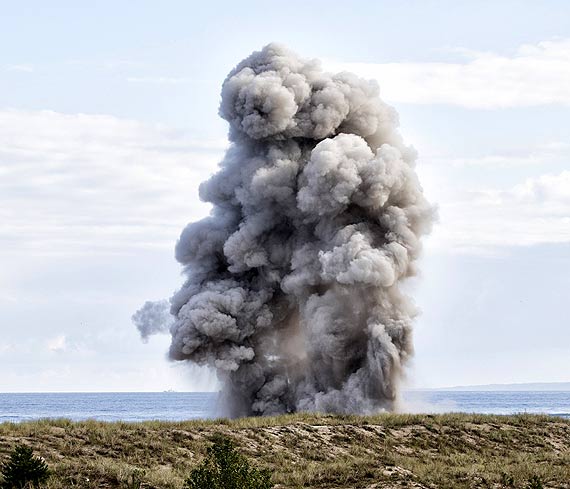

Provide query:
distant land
left=427, top=382, right=570, bottom=392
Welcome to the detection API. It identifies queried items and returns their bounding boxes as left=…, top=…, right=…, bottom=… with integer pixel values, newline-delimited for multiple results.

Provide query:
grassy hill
left=1, top=413, right=569, bottom=488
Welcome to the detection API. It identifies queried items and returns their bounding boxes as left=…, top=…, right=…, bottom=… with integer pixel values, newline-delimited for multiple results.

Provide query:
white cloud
left=507, top=170, right=570, bottom=204
left=430, top=170, right=570, bottom=251
left=4, top=64, right=34, bottom=73
left=47, top=335, right=67, bottom=353
left=0, top=110, right=226, bottom=256
left=330, top=39, right=570, bottom=108
left=0, top=292, right=18, bottom=303
left=1, top=109, right=566, bottom=262
left=423, top=141, right=570, bottom=170
left=445, top=142, right=570, bottom=168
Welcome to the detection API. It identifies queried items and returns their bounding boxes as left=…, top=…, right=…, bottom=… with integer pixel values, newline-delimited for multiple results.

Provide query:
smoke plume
left=135, top=44, right=434, bottom=417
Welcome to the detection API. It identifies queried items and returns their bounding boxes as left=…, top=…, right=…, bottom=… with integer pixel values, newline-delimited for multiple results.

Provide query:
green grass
left=0, top=413, right=569, bottom=488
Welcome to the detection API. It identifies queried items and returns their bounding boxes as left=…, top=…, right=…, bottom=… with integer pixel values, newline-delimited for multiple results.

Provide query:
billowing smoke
left=134, top=44, right=434, bottom=417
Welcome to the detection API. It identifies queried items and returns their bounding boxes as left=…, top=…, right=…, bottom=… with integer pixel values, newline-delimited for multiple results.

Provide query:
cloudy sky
left=1, top=0, right=569, bottom=392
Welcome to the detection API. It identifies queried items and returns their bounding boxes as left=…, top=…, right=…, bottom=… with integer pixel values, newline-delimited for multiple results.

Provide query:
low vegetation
left=184, top=435, right=272, bottom=489
left=0, top=413, right=569, bottom=488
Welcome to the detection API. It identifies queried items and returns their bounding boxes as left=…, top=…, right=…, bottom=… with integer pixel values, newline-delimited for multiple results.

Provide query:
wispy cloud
left=0, top=110, right=226, bottom=256
left=430, top=169, right=570, bottom=252
left=47, top=335, right=67, bottom=353
left=487, top=170, right=570, bottom=206
left=330, top=39, right=570, bottom=108
left=431, top=141, right=570, bottom=168
left=2, top=109, right=566, bottom=260
left=4, top=64, right=34, bottom=73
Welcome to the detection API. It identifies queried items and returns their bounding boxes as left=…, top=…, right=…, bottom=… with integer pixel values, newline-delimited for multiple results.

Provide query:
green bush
left=184, top=435, right=273, bottom=489
left=0, top=445, right=49, bottom=489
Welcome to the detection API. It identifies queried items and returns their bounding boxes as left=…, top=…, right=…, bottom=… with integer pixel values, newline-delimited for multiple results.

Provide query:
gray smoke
left=135, top=44, right=434, bottom=417
left=133, top=300, right=173, bottom=342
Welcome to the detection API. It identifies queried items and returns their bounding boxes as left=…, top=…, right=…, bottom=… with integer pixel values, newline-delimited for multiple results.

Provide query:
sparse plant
left=124, top=469, right=145, bottom=489
left=184, top=435, right=273, bottom=489
left=500, top=472, right=515, bottom=487
left=0, top=445, right=49, bottom=489
left=526, top=475, right=544, bottom=489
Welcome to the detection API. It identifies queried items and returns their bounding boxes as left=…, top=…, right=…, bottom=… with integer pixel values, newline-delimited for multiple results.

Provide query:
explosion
left=134, top=44, right=434, bottom=417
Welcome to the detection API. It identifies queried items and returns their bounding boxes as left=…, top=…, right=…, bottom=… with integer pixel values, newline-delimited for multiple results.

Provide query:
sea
left=1, top=391, right=569, bottom=423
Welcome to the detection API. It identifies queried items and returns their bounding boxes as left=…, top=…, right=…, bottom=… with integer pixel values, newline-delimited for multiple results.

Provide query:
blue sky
left=1, top=0, right=569, bottom=391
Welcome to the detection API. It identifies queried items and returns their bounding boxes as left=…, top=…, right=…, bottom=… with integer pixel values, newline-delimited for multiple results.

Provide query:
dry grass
left=0, top=413, right=569, bottom=488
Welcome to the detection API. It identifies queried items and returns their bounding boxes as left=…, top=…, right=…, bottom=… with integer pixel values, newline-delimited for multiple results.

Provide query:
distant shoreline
left=416, top=381, right=570, bottom=392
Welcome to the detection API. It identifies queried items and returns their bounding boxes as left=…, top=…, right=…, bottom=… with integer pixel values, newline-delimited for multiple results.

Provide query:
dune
left=1, top=413, right=569, bottom=488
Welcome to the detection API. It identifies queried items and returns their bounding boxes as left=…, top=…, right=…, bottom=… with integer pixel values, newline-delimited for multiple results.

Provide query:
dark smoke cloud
left=134, top=44, right=434, bottom=416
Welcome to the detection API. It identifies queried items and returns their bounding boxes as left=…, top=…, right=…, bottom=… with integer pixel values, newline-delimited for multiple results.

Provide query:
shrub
left=0, top=445, right=49, bottom=489
left=184, top=435, right=273, bottom=489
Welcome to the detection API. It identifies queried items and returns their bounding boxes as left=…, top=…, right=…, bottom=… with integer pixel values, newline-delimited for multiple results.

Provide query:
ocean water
left=0, top=391, right=569, bottom=423
left=403, top=390, right=570, bottom=418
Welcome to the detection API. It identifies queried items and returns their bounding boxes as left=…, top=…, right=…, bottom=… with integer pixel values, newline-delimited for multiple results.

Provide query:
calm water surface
left=1, top=391, right=569, bottom=423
